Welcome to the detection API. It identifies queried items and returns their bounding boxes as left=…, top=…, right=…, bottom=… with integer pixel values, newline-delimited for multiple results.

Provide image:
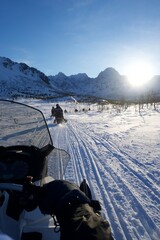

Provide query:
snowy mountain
left=0, top=57, right=58, bottom=98
left=0, top=56, right=160, bottom=100
left=49, top=68, right=135, bottom=100
left=49, top=68, right=160, bottom=100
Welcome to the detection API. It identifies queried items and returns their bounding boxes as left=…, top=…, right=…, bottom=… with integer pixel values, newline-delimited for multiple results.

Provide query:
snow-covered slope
left=0, top=57, right=58, bottom=98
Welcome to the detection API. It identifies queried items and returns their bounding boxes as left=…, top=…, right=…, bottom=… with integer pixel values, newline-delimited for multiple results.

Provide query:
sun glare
left=125, top=61, right=154, bottom=87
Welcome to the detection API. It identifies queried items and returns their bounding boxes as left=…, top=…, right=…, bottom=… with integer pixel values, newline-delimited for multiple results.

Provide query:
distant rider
left=53, top=104, right=65, bottom=123
left=51, top=106, right=55, bottom=117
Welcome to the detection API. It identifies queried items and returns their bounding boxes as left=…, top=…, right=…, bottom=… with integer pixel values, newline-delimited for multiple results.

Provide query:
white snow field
left=23, top=99, right=160, bottom=240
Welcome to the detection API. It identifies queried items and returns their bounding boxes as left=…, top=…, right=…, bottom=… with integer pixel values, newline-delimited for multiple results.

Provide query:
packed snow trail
left=48, top=109, right=160, bottom=240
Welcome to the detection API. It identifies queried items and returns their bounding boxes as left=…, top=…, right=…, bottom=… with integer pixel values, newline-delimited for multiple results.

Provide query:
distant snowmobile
left=51, top=104, right=67, bottom=124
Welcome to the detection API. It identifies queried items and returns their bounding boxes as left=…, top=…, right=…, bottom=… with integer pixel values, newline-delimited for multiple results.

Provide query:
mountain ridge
left=0, top=56, right=160, bottom=101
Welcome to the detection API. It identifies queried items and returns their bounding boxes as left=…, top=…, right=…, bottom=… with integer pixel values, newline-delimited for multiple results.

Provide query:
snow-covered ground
left=20, top=99, right=160, bottom=240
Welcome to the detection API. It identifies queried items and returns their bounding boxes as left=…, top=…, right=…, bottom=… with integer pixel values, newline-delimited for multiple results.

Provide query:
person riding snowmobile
left=53, top=104, right=65, bottom=124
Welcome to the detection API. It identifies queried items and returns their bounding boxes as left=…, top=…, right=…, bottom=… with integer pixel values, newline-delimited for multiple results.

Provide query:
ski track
left=48, top=117, right=160, bottom=240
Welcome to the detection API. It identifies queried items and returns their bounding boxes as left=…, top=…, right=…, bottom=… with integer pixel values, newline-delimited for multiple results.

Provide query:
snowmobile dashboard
left=0, top=145, right=53, bottom=184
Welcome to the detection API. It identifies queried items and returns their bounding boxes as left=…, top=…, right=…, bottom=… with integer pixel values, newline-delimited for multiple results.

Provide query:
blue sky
left=0, top=0, right=160, bottom=77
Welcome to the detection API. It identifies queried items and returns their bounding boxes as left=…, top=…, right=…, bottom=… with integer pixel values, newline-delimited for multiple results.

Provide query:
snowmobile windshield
left=0, top=100, right=52, bottom=149
left=0, top=100, right=70, bottom=181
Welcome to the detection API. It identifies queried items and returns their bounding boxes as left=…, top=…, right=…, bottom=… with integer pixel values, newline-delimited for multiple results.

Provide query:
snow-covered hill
left=0, top=56, right=160, bottom=100
left=0, top=57, right=58, bottom=98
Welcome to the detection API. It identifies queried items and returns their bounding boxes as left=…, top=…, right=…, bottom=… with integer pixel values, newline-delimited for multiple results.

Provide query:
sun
left=125, top=61, right=154, bottom=87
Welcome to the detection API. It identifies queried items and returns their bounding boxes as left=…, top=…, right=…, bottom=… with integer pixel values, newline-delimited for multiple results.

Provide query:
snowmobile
left=0, top=99, right=70, bottom=240
left=0, top=100, right=114, bottom=240
left=54, top=117, right=67, bottom=124
left=51, top=104, right=67, bottom=125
